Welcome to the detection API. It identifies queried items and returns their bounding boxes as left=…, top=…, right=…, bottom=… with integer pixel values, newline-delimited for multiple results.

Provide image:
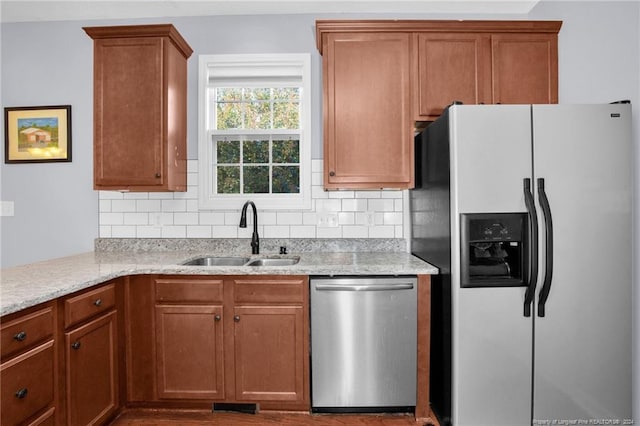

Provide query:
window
left=198, top=54, right=311, bottom=210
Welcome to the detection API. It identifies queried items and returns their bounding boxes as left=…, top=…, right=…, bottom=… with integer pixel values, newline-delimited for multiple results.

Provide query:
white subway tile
left=212, top=225, right=238, bottom=238
left=112, top=226, right=137, bottom=238
left=123, top=192, right=149, bottom=200
left=136, top=199, right=162, bottom=212
left=158, top=213, right=174, bottom=226
left=383, top=212, right=403, bottom=225
left=99, top=200, right=111, bottom=212
left=173, top=186, right=197, bottom=200
left=238, top=225, right=263, bottom=239
left=338, top=212, right=355, bottom=225
left=162, top=199, right=187, bottom=212
left=290, top=225, right=316, bottom=238
left=99, top=191, right=124, bottom=200
left=187, top=159, right=198, bottom=172
left=328, top=190, right=354, bottom=199
left=368, top=199, right=394, bottom=212
left=100, top=212, right=124, bottom=225
left=161, top=226, right=186, bottom=238
left=261, top=212, right=278, bottom=225
left=356, top=190, right=380, bottom=199
left=187, top=226, right=213, bottom=238
left=137, top=226, right=162, bottom=238
left=174, top=212, right=199, bottom=225
left=312, top=185, right=329, bottom=200
left=394, top=199, right=404, bottom=211
left=316, top=199, right=341, bottom=213
left=111, top=200, right=137, bottom=212
left=311, top=159, right=323, bottom=173
left=369, top=225, right=395, bottom=238
left=277, top=212, right=303, bottom=225
left=148, top=192, right=174, bottom=200
left=312, top=172, right=323, bottom=186
left=264, top=225, right=290, bottom=238
left=187, top=172, right=198, bottom=186
left=124, top=213, right=149, bottom=225
left=200, top=212, right=225, bottom=225
left=381, top=190, right=403, bottom=199
left=225, top=212, right=241, bottom=225
left=341, top=199, right=366, bottom=212
left=317, top=227, right=342, bottom=238
left=186, top=199, right=199, bottom=212
left=342, top=225, right=368, bottom=238
left=395, top=225, right=404, bottom=238
left=99, top=226, right=112, bottom=237
left=303, top=212, right=318, bottom=225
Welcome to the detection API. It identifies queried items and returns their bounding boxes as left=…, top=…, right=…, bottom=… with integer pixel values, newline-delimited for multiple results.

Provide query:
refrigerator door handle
left=537, top=178, right=554, bottom=317
left=523, top=178, right=538, bottom=317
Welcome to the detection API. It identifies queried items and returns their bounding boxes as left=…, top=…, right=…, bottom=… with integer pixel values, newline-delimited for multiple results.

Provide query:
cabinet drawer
left=156, top=278, right=224, bottom=303
left=233, top=277, right=305, bottom=304
left=65, top=283, right=116, bottom=328
left=1, top=341, right=55, bottom=426
left=1, top=305, right=54, bottom=360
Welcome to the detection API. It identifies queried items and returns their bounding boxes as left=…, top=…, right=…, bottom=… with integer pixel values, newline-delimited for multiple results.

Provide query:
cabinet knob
left=15, top=388, right=28, bottom=399
left=13, top=331, right=27, bottom=342
left=234, top=315, right=240, bottom=322
left=214, top=315, right=221, bottom=322
left=155, top=172, right=161, bottom=178
left=71, top=341, right=81, bottom=350
left=329, top=171, right=336, bottom=177
left=94, top=298, right=102, bottom=307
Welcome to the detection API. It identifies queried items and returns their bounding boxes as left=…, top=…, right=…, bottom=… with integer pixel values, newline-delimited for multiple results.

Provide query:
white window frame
left=198, top=53, right=312, bottom=210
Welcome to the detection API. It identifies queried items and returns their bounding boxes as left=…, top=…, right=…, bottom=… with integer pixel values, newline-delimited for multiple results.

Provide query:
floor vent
left=212, top=403, right=258, bottom=414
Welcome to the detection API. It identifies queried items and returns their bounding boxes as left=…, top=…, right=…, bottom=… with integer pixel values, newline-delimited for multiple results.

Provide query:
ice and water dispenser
left=460, top=213, right=528, bottom=288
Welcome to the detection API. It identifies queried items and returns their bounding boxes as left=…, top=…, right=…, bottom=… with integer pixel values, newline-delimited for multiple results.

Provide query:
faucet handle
left=279, top=246, right=288, bottom=255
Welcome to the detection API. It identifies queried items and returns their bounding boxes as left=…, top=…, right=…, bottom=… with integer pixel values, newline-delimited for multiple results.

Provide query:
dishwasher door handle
left=314, top=283, right=414, bottom=291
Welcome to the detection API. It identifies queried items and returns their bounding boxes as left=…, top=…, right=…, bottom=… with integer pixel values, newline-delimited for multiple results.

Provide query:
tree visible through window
left=199, top=54, right=311, bottom=210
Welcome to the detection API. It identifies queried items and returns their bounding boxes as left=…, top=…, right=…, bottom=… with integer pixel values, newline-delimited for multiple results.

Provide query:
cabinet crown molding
left=315, top=20, right=562, bottom=54
left=83, top=23, right=193, bottom=59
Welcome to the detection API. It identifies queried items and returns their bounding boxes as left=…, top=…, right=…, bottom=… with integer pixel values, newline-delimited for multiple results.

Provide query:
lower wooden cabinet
left=152, top=275, right=310, bottom=409
left=65, top=310, right=118, bottom=425
left=155, top=304, right=225, bottom=399
left=233, top=305, right=305, bottom=403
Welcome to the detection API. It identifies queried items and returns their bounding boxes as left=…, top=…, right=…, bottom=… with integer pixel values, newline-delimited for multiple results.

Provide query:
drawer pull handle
left=94, top=298, right=102, bottom=307
left=14, top=331, right=27, bottom=342
left=234, top=315, right=240, bottom=322
left=15, top=388, right=28, bottom=399
left=214, top=315, right=221, bottom=322
left=71, top=341, right=81, bottom=350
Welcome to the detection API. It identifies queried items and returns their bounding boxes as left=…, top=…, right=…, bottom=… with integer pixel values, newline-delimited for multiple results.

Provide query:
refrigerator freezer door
left=449, top=105, right=533, bottom=426
left=531, top=104, right=632, bottom=423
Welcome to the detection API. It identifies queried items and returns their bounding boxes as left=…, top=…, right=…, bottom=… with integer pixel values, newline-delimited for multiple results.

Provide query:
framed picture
left=4, top=105, right=72, bottom=163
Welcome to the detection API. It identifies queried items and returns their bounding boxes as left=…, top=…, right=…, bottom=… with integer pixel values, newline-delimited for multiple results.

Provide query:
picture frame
left=4, top=105, right=72, bottom=163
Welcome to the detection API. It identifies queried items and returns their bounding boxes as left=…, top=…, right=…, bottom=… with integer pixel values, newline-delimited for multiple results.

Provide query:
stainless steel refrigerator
left=410, top=103, right=632, bottom=426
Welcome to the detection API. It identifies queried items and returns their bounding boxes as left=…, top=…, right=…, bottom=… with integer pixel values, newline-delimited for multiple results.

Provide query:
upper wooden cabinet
left=320, top=31, right=414, bottom=190
left=317, top=20, right=561, bottom=189
left=413, top=33, right=492, bottom=118
left=84, top=24, right=193, bottom=192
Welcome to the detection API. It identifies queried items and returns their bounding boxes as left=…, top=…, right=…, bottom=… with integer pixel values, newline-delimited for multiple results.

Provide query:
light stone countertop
left=0, top=250, right=438, bottom=317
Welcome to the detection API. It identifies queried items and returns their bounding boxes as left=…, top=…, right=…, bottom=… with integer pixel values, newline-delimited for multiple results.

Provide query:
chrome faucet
left=239, top=201, right=259, bottom=254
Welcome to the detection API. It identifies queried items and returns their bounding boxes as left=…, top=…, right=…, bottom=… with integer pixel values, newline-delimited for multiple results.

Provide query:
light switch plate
left=1, top=201, right=15, bottom=217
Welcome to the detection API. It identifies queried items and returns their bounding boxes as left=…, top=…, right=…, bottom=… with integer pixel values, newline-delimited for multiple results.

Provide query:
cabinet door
left=491, top=33, right=558, bottom=104
left=414, top=33, right=491, bottom=120
left=323, top=32, right=413, bottom=189
left=94, top=37, right=164, bottom=188
left=65, top=311, right=118, bottom=426
left=155, top=305, right=225, bottom=399
left=233, top=305, right=304, bottom=403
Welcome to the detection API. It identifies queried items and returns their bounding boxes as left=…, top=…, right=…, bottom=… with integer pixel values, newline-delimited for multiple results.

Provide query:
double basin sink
left=181, top=256, right=300, bottom=267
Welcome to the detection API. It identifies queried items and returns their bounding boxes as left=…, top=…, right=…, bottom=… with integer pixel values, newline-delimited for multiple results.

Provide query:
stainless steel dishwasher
left=310, top=276, right=417, bottom=412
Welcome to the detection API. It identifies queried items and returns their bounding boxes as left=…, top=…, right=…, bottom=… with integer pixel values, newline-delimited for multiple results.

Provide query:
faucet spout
left=239, top=201, right=259, bottom=254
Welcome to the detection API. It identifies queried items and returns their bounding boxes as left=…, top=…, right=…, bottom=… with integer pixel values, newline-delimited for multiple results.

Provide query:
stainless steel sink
left=246, top=257, right=300, bottom=266
left=181, top=256, right=250, bottom=266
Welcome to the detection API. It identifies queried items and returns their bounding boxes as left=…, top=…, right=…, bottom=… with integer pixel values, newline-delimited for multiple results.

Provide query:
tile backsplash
left=99, top=160, right=407, bottom=239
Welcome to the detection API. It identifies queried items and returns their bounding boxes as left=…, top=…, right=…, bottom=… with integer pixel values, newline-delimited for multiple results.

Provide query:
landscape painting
left=4, top=105, right=72, bottom=163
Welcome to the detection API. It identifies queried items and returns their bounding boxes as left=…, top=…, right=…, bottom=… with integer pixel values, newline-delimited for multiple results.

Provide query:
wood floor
left=110, top=408, right=429, bottom=425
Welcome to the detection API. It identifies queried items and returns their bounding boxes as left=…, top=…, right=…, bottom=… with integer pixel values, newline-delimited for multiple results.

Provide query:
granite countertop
left=0, top=249, right=438, bottom=317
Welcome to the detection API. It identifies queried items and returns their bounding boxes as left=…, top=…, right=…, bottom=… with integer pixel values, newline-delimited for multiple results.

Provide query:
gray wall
left=1, top=2, right=639, bottom=416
